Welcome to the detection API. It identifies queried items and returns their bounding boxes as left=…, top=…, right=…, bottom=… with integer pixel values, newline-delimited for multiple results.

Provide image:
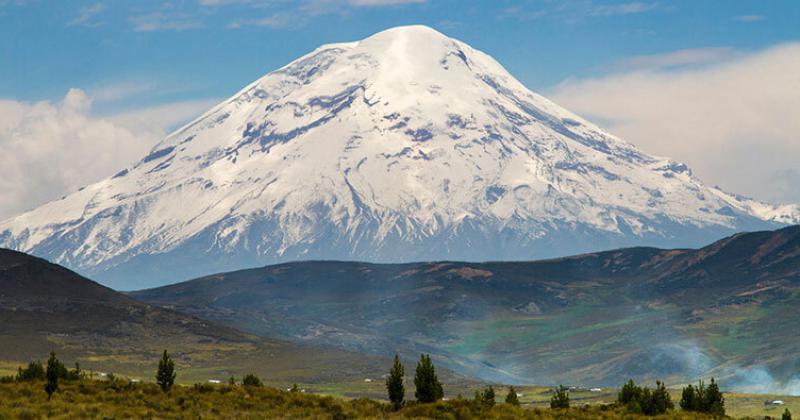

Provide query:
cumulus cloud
left=0, top=89, right=214, bottom=220
left=549, top=42, right=800, bottom=204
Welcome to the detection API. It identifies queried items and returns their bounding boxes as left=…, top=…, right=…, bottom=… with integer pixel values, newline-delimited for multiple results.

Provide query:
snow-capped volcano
left=2, top=26, right=797, bottom=289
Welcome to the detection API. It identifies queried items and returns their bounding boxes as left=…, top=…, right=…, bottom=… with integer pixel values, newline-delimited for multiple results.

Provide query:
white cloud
left=0, top=90, right=215, bottom=220
left=613, top=47, right=737, bottom=71
left=88, top=80, right=158, bottom=102
left=496, top=1, right=656, bottom=23
left=130, top=12, right=201, bottom=32
left=109, top=98, right=220, bottom=133
left=588, top=1, right=656, bottom=16
left=228, top=12, right=294, bottom=29
left=67, top=2, right=105, bottom=27
left=550, top=42, right=800, bottom=204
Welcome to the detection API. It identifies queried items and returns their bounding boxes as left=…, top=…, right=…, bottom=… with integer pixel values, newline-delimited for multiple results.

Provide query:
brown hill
left=131, top=226, right=800, bottom=387
left=0, top=248, right=389, bottom=385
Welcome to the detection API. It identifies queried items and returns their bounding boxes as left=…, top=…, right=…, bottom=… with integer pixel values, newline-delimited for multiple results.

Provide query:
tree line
left=385, top=355, right=735, bottom=417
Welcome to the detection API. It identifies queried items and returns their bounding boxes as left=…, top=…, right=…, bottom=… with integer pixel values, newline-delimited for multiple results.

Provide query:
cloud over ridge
left=550, top=42, right=800, bottom=204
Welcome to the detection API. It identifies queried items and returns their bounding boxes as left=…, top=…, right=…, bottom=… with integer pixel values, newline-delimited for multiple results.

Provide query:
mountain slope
left=1, top=26, right=797, bottom=289
left=0, top=248, right=390, bottom=384
left=131, top=226, right=800, bottom=388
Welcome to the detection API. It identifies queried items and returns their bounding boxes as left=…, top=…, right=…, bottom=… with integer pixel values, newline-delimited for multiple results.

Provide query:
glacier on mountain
left=1, top=26, right=797, bottom=289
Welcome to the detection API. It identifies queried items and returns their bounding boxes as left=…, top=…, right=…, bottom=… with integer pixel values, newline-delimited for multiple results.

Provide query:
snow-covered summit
left=1, top=26, right=796, bottom=289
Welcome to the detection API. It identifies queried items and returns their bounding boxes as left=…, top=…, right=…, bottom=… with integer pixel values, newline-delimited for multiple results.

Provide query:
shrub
left=478, top=386, right=495, bottom=408
left=16, top=362, right=45, bottom=381
left=550, top=385, right=570, bottom=409
left=64, top=362, right=82, bottom=381
left=242, top=373, right=263, bottom=387
left=505, top=386, right=520, bottom=406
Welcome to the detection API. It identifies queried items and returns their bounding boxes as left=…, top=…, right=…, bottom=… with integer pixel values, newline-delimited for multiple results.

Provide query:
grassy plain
left=0, top=380, right=738, bottom=419
left=2, top=362, right=796, bottom=419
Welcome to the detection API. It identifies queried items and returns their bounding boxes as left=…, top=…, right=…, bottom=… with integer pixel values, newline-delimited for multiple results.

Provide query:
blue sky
left=1, top=0, right=799, bottom=219
left=2, top=0, right=798, bottom=107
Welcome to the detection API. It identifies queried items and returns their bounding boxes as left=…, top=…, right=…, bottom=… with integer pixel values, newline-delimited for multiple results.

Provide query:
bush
left=65, top=362, right=82, bottom=381
left=16, top=362, right=45, bottom=381
left=473, top=386, right=495, bottom=409
left=550, top=385, right=570, bottom=409
left=242, top=373, right=263, bottom=387
left=505, top=386, right=520, bottom=406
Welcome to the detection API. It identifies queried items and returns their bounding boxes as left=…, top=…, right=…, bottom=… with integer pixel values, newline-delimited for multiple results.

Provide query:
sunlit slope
left=132, top=226, right=800, bottom=387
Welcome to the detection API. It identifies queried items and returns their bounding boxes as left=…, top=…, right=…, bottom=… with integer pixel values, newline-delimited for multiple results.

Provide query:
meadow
left=0, top=368, right=797, bottom=419
left=0, top=379, right=725, bottom=419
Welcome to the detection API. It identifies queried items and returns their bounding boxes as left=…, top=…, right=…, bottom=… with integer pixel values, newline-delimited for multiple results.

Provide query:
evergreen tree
left=647, top=381, right=674, bottom=415
left=680, top=378, right=724, bottom=416
left=228, top=376, right=236, bottom=386
left=704, top=378, right=725, bottom=416
left=783, top=408, right=792, bottom=420
left=385, top=354, right=405, bottom=410
left=679, top=384, right=698, bottom=411
left=242, top=373, right=263, bottom=387
left=413, top=354, right=443, bottom=403
left=505, top=386, right=520, bottom=406
left=155, top=350, right=176, bottom=392
left=617, top=379, right=672, bottom=415
left=481, top=386, right=495, bottom=408
left=550, top=385, right=570, bottom=409
left=618, top=379, right=641, bottom=406
left=45, top=352, right=61, bottom=400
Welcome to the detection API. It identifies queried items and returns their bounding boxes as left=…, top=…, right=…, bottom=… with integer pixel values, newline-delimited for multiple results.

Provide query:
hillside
left=2, top=26, right=797, bottom=289
left=131, top=226, right=800, bottom=388
left=0, top=248, right=389, bottom=384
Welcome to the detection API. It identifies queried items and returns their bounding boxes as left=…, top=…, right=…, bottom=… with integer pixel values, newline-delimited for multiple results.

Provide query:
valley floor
left=0, top=379, right=796, bottom=419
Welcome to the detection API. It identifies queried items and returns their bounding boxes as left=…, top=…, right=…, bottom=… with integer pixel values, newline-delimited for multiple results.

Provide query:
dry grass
left=0, top=380, right=727, bottom=419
